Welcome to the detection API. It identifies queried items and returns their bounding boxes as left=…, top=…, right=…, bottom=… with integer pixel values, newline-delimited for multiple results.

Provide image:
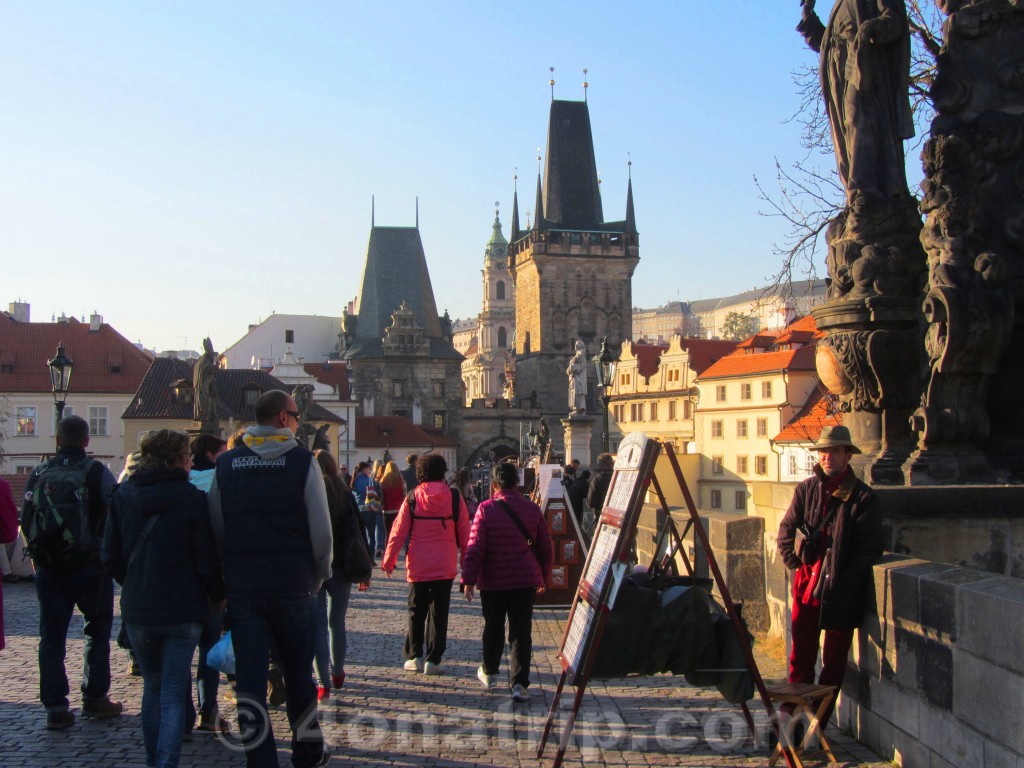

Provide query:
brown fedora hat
left=813, top=425, right=861, bottom=454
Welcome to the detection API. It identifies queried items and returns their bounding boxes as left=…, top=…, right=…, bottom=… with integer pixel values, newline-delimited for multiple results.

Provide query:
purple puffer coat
left=460, top=489, right=552, bottom=592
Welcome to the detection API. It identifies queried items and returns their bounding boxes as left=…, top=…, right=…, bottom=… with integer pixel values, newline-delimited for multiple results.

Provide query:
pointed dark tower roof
left=533, top=172, right=544, bottom=232
left=625, top=173, right=637, bottom=235
left=344, top=224, right=461, bottom=360
left=541, top=99, right=604, bottom=230
left=510, top=184, right=520, bottom=242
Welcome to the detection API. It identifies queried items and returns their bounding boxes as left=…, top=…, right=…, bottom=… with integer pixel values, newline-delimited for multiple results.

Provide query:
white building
left=221, top=313, right=342, bottom=370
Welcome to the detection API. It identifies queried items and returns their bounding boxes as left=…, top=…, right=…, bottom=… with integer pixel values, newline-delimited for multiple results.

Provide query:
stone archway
left=463, top=435, right=519, bottom=470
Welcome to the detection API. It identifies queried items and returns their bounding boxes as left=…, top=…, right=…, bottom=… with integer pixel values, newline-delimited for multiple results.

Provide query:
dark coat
left=587, top=469, right=613, bottom=512
left=103, top=467, right=223, bottom=625
left=777, top=465, right=883, bottom=630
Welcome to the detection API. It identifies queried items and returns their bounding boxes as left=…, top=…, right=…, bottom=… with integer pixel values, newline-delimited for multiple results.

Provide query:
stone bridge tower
left=508, top=98, right=639, bottom=456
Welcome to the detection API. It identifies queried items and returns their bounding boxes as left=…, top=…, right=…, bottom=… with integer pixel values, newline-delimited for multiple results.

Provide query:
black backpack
left=21, top=456, right=99, bottom=569
left=407, top=487, right=460, bottom=532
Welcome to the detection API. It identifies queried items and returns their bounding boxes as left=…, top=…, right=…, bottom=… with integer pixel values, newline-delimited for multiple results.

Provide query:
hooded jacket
left=208, top=426, right=333, bottom=598
left=382, top=481, right=469, bottom=583
left=777, top=464, right=883, bottom=630
left=102, top=467, right=223, bottom=625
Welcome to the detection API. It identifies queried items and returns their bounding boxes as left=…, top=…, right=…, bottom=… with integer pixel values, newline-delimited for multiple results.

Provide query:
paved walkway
left=0, top=567, right=889, bottom=767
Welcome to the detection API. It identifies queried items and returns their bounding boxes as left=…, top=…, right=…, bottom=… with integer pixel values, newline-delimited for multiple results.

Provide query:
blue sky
left=1, top=2, right=891, bottom=353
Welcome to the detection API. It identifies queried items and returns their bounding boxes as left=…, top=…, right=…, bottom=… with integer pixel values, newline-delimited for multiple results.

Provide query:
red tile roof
left=775, top=315, right=823, bottom=347
left=122, top=357, right=342, bottom=422
left=0, top=313, right=152, bottom=394
left=735, top=333, right=778, bottom=351
left=355, top=416, right=460, bottom=449
left=774, top=388, right=842, bottom=444
left=677, top=338, right=740, bottom=375
left=303, top=362, right=351, bottom=400
left=697, top=343, right=817, bottom=380
left=631, top=341, right=668, bottom=380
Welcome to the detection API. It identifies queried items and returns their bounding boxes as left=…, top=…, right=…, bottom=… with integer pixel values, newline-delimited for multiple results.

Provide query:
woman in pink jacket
left=1, top=477, right=22, bottom=651
left=382, top=454, right=469, bottom=676
left=462, top=462, right=552, bottom=702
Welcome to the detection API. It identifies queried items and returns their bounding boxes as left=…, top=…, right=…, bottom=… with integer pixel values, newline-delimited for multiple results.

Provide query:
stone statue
left=311, top=423, right=331, bottom=452
left=341, top=308, right=357, bottom=347
left=537, top=418, right=550, bottom=461
left=193, top=337, right=219, bottom=426
left=502, top=352, right=516, bottom=401
left=797, top=0, right=915, bottom=208
left=292, top=384, right=315, bottom=446
left=566, top=339, right=588, bottom=415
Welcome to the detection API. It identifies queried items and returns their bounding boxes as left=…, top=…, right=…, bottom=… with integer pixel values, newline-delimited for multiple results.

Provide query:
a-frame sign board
left=536, top=434, right=797, bottom=768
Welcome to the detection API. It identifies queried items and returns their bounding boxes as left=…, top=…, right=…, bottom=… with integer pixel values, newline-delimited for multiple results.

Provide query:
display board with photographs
left=555, top=433, right=659, bottom=681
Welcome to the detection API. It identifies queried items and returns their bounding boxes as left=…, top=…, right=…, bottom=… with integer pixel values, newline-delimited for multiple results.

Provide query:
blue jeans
left=35, top=560, right=113, bottom=712
left=127, top=622, right=201, bottom=768
left=373, top=510, right=386, bottom=552
left=314, top=576, right=353, bottom=685
left=358, top=508, right=375, bottom=552
left=229, top=594, right=324, bottom=768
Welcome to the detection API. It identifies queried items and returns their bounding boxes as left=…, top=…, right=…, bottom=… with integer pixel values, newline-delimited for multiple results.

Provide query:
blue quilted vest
left=215, top=444, right=316, bottom=598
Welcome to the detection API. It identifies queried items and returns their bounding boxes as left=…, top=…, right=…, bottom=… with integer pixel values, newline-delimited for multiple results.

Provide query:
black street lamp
left=48, top=343, right=74, bottom=422
left=592, top=337, right=618, bottom=455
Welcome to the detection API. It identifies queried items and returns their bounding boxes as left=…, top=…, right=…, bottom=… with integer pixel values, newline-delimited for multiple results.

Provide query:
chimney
left=89, top=312, right=103, bottom=332
left=7, top=301, right=29, bottom=322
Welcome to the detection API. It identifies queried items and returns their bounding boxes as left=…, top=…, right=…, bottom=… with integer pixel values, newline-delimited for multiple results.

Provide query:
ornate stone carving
left=904, top=0, right=1024, bottom=483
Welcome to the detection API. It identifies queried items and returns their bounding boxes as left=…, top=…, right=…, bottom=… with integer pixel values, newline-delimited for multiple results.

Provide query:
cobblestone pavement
left=0, top=567, right=890, bottom=767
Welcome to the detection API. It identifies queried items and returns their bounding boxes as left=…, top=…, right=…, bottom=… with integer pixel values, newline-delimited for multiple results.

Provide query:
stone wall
left=836, top=555, right=1024, bottom=767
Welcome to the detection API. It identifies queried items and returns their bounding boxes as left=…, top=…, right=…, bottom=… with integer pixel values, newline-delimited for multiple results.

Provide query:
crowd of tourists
left=0, top=391, right=552, bottom=768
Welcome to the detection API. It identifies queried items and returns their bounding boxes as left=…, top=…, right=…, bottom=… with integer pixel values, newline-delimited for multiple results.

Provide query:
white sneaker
left=511, top=683, right=529, bottom=702
left=423, top=661, right=443, bottom=676
left=403, top=657, right=424, bottom=672
left=477, top=665, right=498, bottom=689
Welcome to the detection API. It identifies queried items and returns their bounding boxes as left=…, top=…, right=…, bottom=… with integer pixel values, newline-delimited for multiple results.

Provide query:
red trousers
left=787, top=586, right=854, bottom=727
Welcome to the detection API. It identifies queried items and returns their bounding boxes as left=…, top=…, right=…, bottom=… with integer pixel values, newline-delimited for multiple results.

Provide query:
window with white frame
left=16, top=406, right=37, bottom=436
left=710, top=489, right=722, bottom=509
left=716, top=385, right=726, bottom=402
left=735, top=490, right=746, bottom=510
left=737, top=419, right=748, bottom=438
left=736, top=455, right=748, bottom=475
left=711, top=420, right=723, bottom=438
left=650, top=402, right=658, bottom=421
left=755, top=455, right=768, bottom=475
left=740, top=383, right=752, bottom=401
left=89, top=406, right=109, bottom=436
left=668, top=400, right=677, bottom=420
left=711, top=456, right=724, bottom=475
left=762, top=381, right=773, bottom=399
left=756, top=418, right=767, bottom=438
left=53, top=404, right=75, bottom=431
left=789, top=454, right=799, bottom=475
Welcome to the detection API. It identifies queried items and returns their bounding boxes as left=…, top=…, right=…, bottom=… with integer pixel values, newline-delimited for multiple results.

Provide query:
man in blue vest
left=208, top=390, right=333, bottom=768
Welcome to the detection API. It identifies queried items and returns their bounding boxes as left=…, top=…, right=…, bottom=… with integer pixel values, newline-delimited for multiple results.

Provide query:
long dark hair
left=314, top=450, right=350, bottom=511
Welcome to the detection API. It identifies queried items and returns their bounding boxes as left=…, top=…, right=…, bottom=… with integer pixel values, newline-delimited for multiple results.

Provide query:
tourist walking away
left=351, top=462, right=375, bottom=552
left=371, top=460, right=386, bottom=556
left=208, top=390, right=333, bottom=768
left=102, top=429, right=225, bottom=768
left=462, top=461, right=552, bottom=702
left=401, top=453, right=419, bottom=493
left=187, top=433, right=230, bottom=733
left=777, top=426, right=883, bottom=731
left=0, top=477, right=19, bottom=651
left=587, top=453, right=614, bottom=513
left=312, top=450, right=372, bottom=698
left=382, top=454, right=469, bottom=676
left=378, top=461, right=405, bottom=540
left=21, top=415, right=122, bottom=729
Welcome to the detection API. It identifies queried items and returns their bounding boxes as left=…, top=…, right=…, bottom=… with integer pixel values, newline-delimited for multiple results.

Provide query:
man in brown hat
left=777, top=425, right=883, bottom=729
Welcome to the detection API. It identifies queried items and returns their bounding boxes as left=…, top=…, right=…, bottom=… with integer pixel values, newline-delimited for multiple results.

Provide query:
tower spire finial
left=583, top=68, right=588, bottom=103
left=628, top=152, right=632, bottom=180
left=549, top=66, right=555, bottom=101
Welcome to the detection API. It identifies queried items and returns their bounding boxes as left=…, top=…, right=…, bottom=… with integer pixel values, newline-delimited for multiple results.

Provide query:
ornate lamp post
left=47, top=343, right=74, bottom=422
left=592, top=337, right=618, bottom=455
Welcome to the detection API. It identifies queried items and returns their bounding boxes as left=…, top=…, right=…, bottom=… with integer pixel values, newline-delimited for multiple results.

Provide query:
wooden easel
left=536, top=437, right=798, bottom=768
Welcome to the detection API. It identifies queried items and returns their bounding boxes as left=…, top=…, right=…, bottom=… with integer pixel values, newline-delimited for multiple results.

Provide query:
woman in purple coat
left=461, top=462, right=552, bottom=702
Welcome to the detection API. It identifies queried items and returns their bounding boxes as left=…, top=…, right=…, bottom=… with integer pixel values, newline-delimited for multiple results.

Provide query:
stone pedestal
left=813, top=296, right=924, bottom=486
left=560, top=415, right=594, bottom=468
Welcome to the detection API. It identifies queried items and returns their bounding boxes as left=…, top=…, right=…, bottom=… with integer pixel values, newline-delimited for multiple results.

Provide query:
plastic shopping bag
left=207, top=630, right=235, bottom=675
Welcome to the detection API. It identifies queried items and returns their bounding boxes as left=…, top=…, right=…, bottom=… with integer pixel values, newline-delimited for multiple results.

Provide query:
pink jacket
left=0, top=478, right=20, bottom=651
left=382, top=482, right=469, bottom=583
